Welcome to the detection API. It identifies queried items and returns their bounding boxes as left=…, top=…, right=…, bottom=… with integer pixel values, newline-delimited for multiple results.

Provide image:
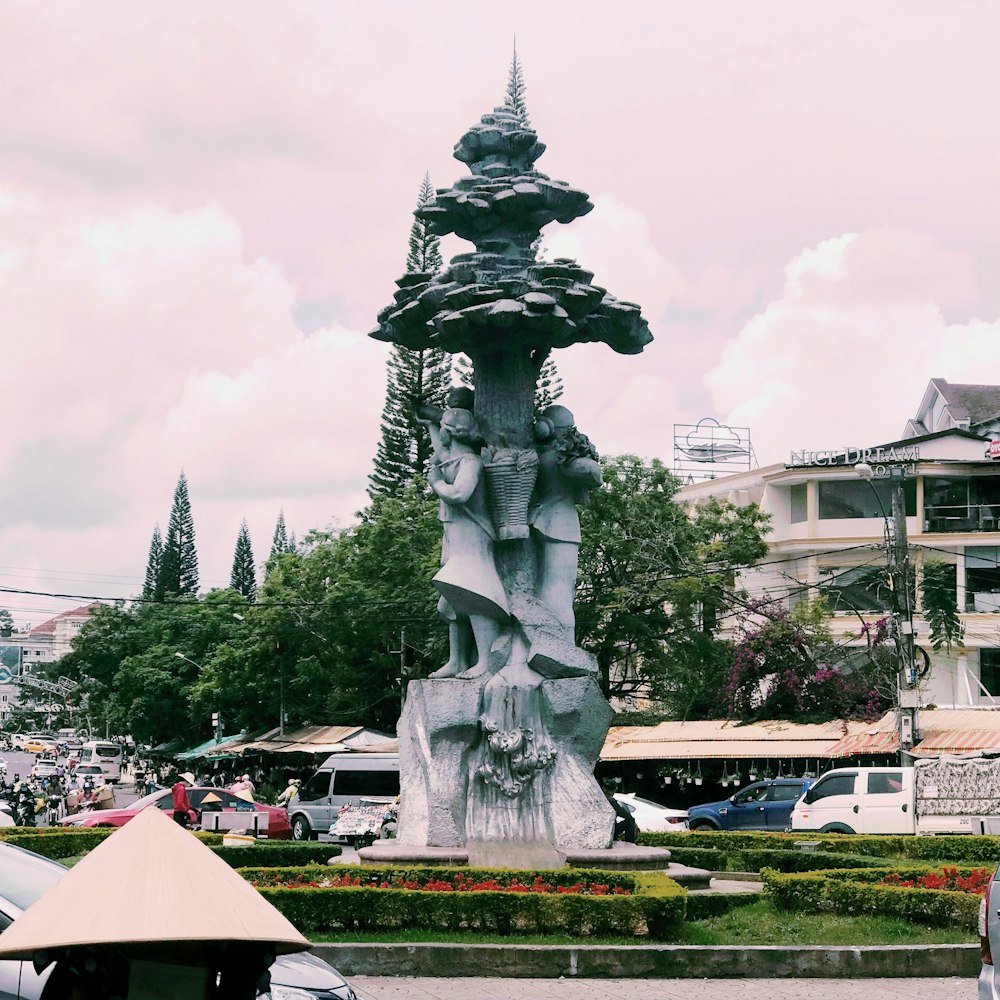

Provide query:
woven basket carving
left=483, top=448, right=539, bottom=541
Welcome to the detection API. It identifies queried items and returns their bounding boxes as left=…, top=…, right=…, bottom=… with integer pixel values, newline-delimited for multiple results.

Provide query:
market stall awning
left=826, top=731, right=900, bottom=756
left=912, top=729, right=1000, bottom=756
left=175, top=732, right=245, bottom=761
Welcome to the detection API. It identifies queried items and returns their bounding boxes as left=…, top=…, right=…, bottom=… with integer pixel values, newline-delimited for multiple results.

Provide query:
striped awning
left=912, top=729, right=1000, bottom=756
left=826, top=731, right=900, bottom=757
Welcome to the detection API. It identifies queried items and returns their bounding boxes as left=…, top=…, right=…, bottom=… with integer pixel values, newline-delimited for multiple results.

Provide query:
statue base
left=397, top=676, right=615, bottom=850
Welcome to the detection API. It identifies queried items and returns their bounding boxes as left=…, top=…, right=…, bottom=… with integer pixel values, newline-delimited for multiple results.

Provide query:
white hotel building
left=680, top=380, right=1000, bottom=726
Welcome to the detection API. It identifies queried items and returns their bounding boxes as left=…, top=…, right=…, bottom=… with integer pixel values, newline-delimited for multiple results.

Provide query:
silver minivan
left=287, top=752, right=399, bottom=841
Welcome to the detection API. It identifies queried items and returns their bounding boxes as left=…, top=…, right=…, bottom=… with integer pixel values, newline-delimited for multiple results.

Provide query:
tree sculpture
left=371, top=62, right=651, bottom=852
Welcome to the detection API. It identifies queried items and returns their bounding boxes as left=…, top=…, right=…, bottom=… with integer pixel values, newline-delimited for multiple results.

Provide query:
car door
left=859, top=770, right=912, bottom=834
left=798, top=771, right=859, bottom=832
left=763, top=781, right=806, bottom=830
left=725, top=782, right=770, bottom=829
left=296, top=770, right=334, bottom=831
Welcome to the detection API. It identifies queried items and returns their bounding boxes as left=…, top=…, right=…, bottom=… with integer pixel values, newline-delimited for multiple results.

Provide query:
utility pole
left=393, top=627, right=407, bottom=712
left=888, top=468, right=918, bottom=756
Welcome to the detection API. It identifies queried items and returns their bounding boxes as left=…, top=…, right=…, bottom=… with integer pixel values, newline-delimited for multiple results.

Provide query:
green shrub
left=684, top=892, right=759, bottom=920
left=660, top=846, right=727, bottom=870
left=736, top=849, right=887, bottom=873
left=212, top=843, right=341, bottom=868
left=904, top=836, right=1000, bottom=865
left=762, top=866, right=983, bottom=931
left=241, top=865, right=685, bottom=939
left=0, top=829, right=114, bottom=858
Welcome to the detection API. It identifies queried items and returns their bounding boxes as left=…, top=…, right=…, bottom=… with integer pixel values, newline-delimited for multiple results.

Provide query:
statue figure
left=420, top=406, right=510, bottom=679
left=530, top=405, right=602, bottom=633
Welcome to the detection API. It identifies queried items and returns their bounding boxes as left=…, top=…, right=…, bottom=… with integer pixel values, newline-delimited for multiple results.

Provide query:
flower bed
left=763, top=865, right=985, bottom=931
left=258, top=870, right=628, bottom=895
left=240, top=864, right=685, bottom=939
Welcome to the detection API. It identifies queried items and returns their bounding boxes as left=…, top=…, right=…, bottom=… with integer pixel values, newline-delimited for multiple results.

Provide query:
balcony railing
left=924, top=504, right=1000, bottom=533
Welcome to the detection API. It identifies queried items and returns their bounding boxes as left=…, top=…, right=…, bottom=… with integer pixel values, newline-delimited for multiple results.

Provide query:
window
left=298, top=772, right=332, bottom=802
left=331, top=769, right=400, bottom=798
left=867, top=772, right=904, bottom=794
left=818, top=480, right=916, bottom=520
left=769, top=783, right=806, bottom=802
left=806, top=773, right=856, bottom=801
left=981, top=650, right=1000, bottom=697
left=733, top=785, right=769, bottom=805
left=819, top=565, right=891, bottom=613
left=790, top=484, right=808, bottom=524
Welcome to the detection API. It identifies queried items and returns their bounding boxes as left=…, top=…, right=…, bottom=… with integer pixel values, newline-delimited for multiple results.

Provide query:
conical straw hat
left=0, top=807, right=310, bottom=960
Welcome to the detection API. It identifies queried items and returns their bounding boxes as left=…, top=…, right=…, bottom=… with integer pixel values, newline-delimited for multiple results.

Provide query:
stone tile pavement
left=350, top=977, right=974, bottom=1000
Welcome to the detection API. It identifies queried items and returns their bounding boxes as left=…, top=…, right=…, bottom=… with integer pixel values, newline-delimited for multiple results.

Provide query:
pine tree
left=159, top=472, right=199, bottom=597
left=142, top=524, right=163, bottom=600
left=230, top=519, right=257, bottom=601
left=369, top=174, right=452, bottom=500
left=534, top=355, right=564, bottom=413
left=270, top=509, right=290, bottom=559
left=504, top=43, right=530, bottom=126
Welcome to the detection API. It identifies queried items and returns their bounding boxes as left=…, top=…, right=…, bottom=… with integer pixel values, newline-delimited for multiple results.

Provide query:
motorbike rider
left=275, top=778, right=301, bottom=808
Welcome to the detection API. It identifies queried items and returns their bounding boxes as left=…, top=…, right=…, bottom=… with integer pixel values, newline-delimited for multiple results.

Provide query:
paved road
left=349, top=977, right=975, bottom=1000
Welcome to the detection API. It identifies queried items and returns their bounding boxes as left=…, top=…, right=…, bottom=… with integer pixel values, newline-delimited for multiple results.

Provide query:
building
left=0, top=604, right=99, bottom=722
left=679, top=380, right=1000, bottom=724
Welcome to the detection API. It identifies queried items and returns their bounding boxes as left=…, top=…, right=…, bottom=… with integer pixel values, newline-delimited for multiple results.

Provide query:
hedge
left=241, top=865, right=686, bottom=939
left=684, top=892, right=759, bottom=920
left=762, top=866, right=983, bottom=931
left=0, top=827, right=223, bottom=859
left=659, top=846, right=727, bottom=870
left=212, top=843, right=341, bottom=868
left=735, top=849, right=888, bottom=873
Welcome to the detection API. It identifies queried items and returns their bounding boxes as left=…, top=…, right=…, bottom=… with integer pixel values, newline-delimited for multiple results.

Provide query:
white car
left=614, top=792, right=688, bottom=831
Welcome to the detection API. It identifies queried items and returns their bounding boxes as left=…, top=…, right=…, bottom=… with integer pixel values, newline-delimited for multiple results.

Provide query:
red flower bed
left=270, top=872, right=630, bottom=896
left=881, top=866, right=991, bottom=895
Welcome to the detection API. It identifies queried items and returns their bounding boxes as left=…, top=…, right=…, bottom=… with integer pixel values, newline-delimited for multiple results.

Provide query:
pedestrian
left=275, top=779, right=300, bottom=808
left=145, top=771, right=158, bottom=796
left=171, top=772, right=196, bottom=828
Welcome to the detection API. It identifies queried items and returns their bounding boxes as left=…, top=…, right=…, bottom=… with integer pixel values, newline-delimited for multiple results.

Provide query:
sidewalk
left=349, top=977, right=974, bottom=1000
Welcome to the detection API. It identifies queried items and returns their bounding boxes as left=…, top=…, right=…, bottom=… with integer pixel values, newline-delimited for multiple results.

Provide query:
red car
left=59, top=786, right=292, bottom=839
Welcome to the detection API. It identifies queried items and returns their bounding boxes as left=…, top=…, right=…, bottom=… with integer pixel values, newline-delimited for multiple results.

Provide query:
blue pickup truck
left=686, top=778, right=814, bottom=831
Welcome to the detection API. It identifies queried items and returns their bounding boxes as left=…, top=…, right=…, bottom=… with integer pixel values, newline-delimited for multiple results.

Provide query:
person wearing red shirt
left=171, top=771, right=196, bottom=827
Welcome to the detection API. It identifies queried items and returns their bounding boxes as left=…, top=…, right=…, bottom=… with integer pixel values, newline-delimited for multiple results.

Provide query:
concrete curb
left=312, top=942, right=980, bottom=979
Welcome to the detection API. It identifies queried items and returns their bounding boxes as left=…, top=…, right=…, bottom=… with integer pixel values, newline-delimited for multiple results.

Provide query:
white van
left=77, top=740, right=123, bottom=783
left=287, top=753, right=399, bottom=841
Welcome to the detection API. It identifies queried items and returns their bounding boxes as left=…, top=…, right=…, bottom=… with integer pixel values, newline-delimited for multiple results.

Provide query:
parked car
left=613, top=793, right=687, bottom=832
left=979, top=867, right=1000, bottom=999
left=59, top=785, right=292, bottom=839
left=0, top=839, right=357, bottom=999
left=686, top=778, right=815, bottom=831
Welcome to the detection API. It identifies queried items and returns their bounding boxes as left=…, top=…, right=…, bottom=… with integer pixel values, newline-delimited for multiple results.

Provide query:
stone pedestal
left=398, top=676, right=615, bottom=850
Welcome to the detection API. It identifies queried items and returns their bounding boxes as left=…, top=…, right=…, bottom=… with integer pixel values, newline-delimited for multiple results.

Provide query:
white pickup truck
left=790, top=755, right=1000, bottom=835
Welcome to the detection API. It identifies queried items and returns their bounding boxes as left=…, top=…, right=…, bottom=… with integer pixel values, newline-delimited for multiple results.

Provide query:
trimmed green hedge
left=212, top=843, right=341, bottom=868
left=0, top=827, right=223, bottom=859
left=640, top=829, right=1000, bottom=867
left=685, top=891, right=759, bottom=920
left=735, top=849, right=887, bottom=873
left=660, top=846, right=727, bottom=870
left=762, top=866, right=983, bottom=931
left=241, top=865, right=685, bottom=939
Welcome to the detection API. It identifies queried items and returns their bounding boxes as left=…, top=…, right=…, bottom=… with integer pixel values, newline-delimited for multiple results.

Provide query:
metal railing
left=924, top=504, right=1000, bottom=532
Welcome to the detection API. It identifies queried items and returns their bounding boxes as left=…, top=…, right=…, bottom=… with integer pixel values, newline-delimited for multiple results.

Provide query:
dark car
left=0, top=840, right=357, bottom=999
left=686, top=778, right=814, bottom=831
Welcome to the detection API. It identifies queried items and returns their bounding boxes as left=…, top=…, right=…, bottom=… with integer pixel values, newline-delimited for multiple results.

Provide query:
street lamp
left=232, top=613, right=285, bottom=737
left=856, top=463, right=918, bottom=756
left=175, top=653, right=222, bottom=743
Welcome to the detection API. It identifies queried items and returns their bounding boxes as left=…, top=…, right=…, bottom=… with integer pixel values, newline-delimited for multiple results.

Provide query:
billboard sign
left=0, top=645, right=21, bottom=676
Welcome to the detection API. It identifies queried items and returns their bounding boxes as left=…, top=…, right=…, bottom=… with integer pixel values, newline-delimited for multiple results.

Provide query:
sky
left=1, top=1, right=998, bottom=627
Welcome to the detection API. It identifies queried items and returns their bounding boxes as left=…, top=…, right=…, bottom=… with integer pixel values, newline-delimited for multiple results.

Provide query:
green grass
left=307, top=899, right=977, bottom=946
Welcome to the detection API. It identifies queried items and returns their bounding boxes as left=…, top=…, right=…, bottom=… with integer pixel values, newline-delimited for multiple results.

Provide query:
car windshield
left=0, top=844, right=66, bottom=911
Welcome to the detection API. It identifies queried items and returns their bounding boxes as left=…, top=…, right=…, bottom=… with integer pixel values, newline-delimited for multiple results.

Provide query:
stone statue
left=530, top=405, right=602, bottom=634
left=420, top=406, right=510, bottom=679
left=371, top=64, right=652, bottom=853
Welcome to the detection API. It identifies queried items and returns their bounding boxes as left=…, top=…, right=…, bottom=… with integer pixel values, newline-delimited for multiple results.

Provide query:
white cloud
left=706, top=228, right=999, bottom=464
